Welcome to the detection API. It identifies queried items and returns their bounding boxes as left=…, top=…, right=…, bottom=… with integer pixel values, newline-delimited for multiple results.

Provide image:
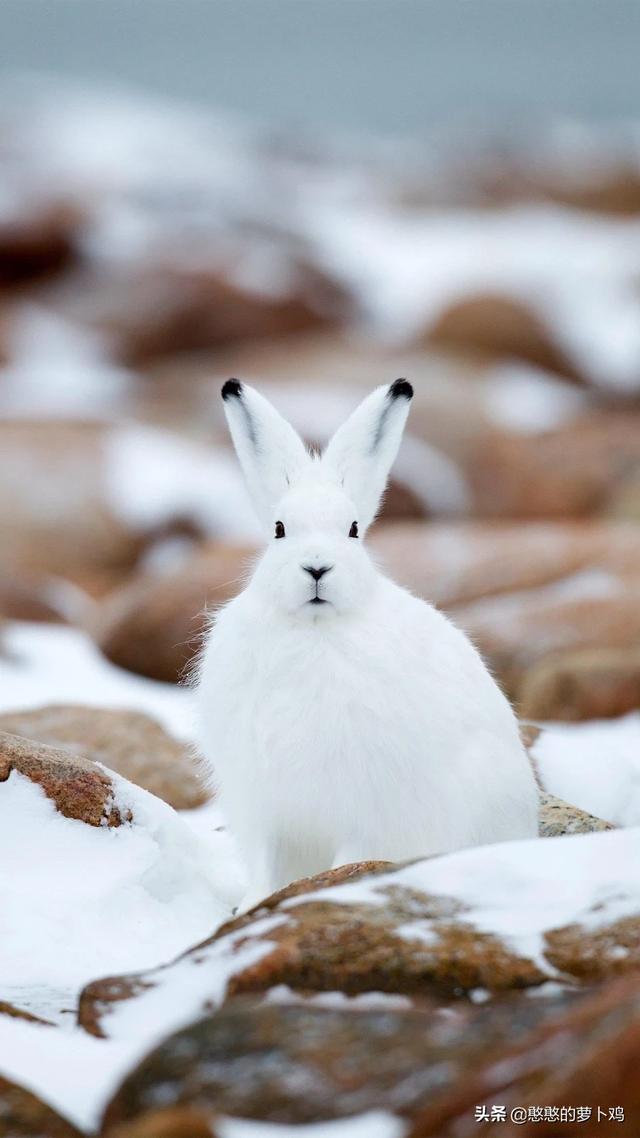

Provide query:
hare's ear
left=221, top=380, right=310, bottom=528
left=322, top=379, right=413, bottom=532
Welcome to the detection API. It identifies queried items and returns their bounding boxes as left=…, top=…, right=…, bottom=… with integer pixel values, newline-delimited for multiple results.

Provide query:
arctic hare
left=197, top=378, right=538, bottom=907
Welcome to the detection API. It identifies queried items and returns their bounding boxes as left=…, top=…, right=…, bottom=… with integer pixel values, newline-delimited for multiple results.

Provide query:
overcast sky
left=0, top=1, right=639, bottom=133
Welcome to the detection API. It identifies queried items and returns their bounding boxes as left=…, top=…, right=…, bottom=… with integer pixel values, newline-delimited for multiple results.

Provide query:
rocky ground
left=1, top=81, right=640, bottom=1136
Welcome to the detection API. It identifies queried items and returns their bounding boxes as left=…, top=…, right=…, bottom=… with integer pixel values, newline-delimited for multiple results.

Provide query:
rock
left=0, top=200, right=80, bottom=285
left=538, top=792, right=613, bottom=837
left=0, top=732, right=130, bottom=827
left=409, top=972, right=640, bottom=1136
left=0, top=1001, right=51, bottom=1027
left=100, top=992, right=578, bottom=1133
left=105, top=1109, right=215, bottom=1137
left=0, top=706, right=207, bottom=810
left=79, top=829, right=640, bottom=1040
left=0, top=576, right=66, bottom=623
left=0, top=1074, right=81, bottom=1136
left=425, top=292, right=578, bottom=382
left=91, top=544, right=255, bottom=683
left=457, top=582, right=640, bottom=701
left=372, top=520, right=640, bottom=703
left=0, top=421, right=143, bottom=580
left=369, top=519, right=640, bottom=610
left=519, top=646, right=640, bottom=722
left=466, top=412, right=640, bottom=519
left=54, top=257, right=349, bottom=366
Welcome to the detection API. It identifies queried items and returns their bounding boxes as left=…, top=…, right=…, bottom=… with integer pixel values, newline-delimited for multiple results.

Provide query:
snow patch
left=533, top=713, right=640, bottom=827
left=104, top=424, right=261, bottom=541
left=218, top=1114, right=407, bottom=1138
left=0, top=621, right=192, bottom=740
left=0, top=769, right=232, bottom=993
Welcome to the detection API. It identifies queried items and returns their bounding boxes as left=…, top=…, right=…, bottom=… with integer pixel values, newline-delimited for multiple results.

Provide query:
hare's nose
left=303, top=565, right=332, bottom=582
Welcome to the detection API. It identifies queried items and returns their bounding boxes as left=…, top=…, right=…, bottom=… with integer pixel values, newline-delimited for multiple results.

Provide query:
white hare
left=197, top=378, right=538, bottom=908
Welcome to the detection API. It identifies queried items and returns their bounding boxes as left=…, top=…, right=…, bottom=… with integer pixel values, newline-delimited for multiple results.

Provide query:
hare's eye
left=275, top=520, right=286, bottom=539
left=349, top=521, right=359, bottom=539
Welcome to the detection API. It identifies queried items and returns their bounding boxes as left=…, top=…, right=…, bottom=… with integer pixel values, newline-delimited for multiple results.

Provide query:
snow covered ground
left=0, top=618, right=639, bottom=1131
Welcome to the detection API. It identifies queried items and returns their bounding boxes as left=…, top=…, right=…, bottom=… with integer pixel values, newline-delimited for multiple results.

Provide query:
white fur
left=197, top=380, right=539, bottom=908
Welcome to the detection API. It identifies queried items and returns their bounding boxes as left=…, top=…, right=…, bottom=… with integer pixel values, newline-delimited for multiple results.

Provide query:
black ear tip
left=389, top=377, right=413, bottom=401
left=222, top=378, right=243, bottom=401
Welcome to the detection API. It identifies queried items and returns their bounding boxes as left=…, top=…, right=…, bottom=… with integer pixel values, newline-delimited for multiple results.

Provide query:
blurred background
left=1, top=0, right=640, bottom=736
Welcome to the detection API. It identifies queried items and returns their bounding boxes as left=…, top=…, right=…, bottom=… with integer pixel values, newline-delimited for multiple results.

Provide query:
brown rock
left=0, top=732, right=129, bottom=827
left=101, top=993, right=575, bottom=1133
left=519, top=646, right=640, bottom=722
left=91, top=544, right=255, bottom=683
left=408, top=972, right=640, bottom=1136
left=0, top=576, right=65, bottom=623
left=0, top=201, right=80, bottom=286
left=106, top=1108, right=215, bottom=1138
left=54, top=258, right=348, bottom=366
left=426, top=292, right=579, bottom=382
left=0, top=1001, right=51, bottom=1027
left=0, top=705, right=207, bottom=810
left=457, top=583, right=640, bottom=701
left=467, top=412, right=640, bottom=519
left=0, top=421, right=143, bottom=579
left=80, top=837, right=639, bottom=1039
left=538, top=791, right=613, bottom=837
left=369, top=519, right=640, bottom=609
left=525, top=166, right=640, bottom=217
left=0, top=1074, right=81, bottom=1137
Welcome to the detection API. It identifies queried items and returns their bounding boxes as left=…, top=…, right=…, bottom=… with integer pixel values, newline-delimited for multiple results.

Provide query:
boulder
left=425, top=292, right=578, bottom=382
left=79, top=829, right=640, bottom=1040
left=100, top=992, right=579, bottom=1133
left=465, top=412, right=640, bottom=519
left=0, top=706, right=207, bottom=810
left=0, top=1074, right=81, bottom=1137
left=0, top=732, right=129, bottom=827
left=102, top=974, right=640, bottom=1136
left=519, top=646, right=640, bottom=722
left=538, top=792, right=613, bottom=837
left=369, top=519, right=640, bottom=610
left=105, top=1109, right=215, bottom=1137
left=457, top=582, right=640, bottom=701
left=0, top=421, right=143, bottom=580
left=409, top=972, right=640, bottom=1136
left=91, top=544, right=255, bottom=683
left=53, top=257, right=349, bottom=366
left=0, top=576, right=66, bottom=624
left=0, top=200, right=80, bottom=285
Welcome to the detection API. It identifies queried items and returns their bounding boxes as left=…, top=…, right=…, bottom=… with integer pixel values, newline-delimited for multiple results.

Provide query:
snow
left=0, top=768, right=233, bottom=993
left=0, top=1013, right=140, bottom=1133
left=104, top=425, right=261, bottom=542
left=0, top=307, right=131, bottom=419
left=484, top=363, right=589, bottom=434
left=310, top=201, right=640, bottom=391
left=0, top=621, right=193, bottom=740
left=532, top=713, right=640, bottom=827
left=263, top=987, right=412, bottom=1011
left=217, top=1114, right=407, bottom=1138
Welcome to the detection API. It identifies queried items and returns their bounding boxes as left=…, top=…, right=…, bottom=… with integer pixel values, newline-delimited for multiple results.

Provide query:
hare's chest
left=246, top=626, right=398, bottom=778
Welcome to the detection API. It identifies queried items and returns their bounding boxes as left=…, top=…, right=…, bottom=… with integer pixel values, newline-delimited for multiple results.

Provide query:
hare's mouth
left=309, top=596, right=327, bottom=605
